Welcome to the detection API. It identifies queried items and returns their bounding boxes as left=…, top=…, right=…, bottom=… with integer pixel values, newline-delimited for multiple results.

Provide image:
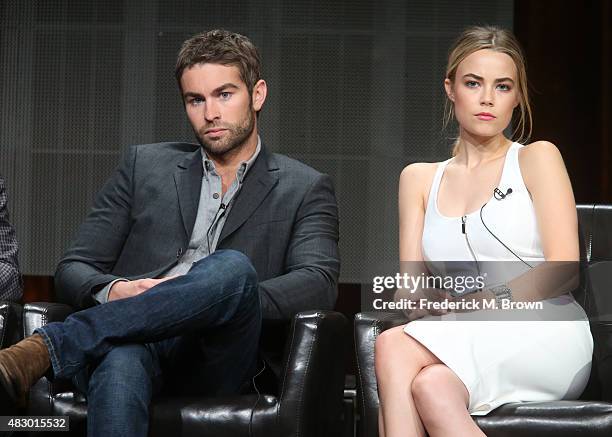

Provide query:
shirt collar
left=202, top=136, right=262, bottom=183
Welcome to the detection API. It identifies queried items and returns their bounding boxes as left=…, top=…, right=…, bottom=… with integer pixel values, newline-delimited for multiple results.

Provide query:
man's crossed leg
left=0, top=249, right=261, bottom=437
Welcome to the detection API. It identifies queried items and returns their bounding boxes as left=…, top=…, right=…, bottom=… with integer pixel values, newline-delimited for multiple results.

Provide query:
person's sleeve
left=54, top=146, right=137, bottom=309
left=258, top=173, right=340, bottom=319
left=0, top=178, right=22, bottom=302
left=93, top=278, right=129, bottom=304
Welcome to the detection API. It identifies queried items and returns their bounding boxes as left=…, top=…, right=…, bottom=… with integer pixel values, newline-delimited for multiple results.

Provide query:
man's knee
left=186, top=250, right=259, bottom=312
left=210, top=250, right=259, bottom=302
left=191, top=249, right=257, bottom=285
left=92, top=344, right=156, bottom=386
left=216, top=250, right=257, bottom=282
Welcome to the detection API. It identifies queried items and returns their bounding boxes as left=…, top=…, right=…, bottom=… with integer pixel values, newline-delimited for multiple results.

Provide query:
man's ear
left=444, top=78, right=454, bottom=102
left=251, top=79, right=267, bottom=111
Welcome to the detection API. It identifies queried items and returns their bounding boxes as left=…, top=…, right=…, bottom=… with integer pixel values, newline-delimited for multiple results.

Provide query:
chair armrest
left=276, top=310, right=348, bottom=437
left=22, top=302, right=77, bottom=415
left=354, top=311, right=408, bottom=437
left=0, top=301, right=23, bottom=348
left=23, top=302, right=75, bottom=336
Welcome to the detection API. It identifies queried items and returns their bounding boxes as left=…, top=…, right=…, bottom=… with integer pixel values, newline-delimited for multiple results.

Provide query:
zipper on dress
left=462, top=215, right=482, bottom=277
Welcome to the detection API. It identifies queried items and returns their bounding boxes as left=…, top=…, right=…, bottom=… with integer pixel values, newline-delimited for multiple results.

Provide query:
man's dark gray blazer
left=55, top=142, right=340, bottom=320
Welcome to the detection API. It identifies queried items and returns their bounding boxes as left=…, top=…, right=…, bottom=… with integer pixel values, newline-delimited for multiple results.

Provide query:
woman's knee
left=374, top=325, right=407, bottom=376
left=375, top=325, right=437, bottom=368
left=411, top=364, right=468, bottom=408
left=375, top=326, right=400, bottom=357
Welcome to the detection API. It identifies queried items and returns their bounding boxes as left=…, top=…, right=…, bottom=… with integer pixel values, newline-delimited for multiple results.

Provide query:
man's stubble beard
left=195, top=106, right=256, bottom=158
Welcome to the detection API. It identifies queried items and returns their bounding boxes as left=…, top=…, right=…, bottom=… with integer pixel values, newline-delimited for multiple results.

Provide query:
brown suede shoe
left=0, top=333, right=50, bottom=408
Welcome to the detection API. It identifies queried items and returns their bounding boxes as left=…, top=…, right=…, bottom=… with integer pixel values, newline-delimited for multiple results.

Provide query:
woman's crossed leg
left=375, top=325, right=486, bottom=437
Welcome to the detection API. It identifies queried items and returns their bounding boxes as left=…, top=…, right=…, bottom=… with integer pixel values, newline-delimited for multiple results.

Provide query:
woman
left=375, top=26, right=593, bottom=437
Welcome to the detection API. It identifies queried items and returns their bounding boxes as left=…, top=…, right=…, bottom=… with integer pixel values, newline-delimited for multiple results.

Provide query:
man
left=0, top=30, right=339, bottom=436
left=0, top=176, right=22, bottom=302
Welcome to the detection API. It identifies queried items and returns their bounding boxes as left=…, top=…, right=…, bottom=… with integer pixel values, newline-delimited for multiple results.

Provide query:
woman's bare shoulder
left=399, top=162, right=440, bottom=206
left=400, top=162, right=438, bottom=182
left=519, top=140, right=567, bottom=187
left=520, top=140, right=561, bottom=157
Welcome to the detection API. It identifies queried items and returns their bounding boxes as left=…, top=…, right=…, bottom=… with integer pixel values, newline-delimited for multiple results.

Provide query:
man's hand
left=108, top=276, right=177, bottom=301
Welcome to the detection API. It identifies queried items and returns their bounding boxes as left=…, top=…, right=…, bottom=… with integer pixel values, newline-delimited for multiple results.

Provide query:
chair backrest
left=576, top=204, right=612, bottom=401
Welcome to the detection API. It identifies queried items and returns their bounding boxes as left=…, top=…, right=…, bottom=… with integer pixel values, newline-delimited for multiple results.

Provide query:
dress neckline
left=434, top=142, right=516, bottom=220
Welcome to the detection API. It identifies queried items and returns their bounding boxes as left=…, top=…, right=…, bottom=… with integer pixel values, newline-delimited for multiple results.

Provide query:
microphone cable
left=248, top=359, right=266, bottom=437
left=479, top=192, right=534, bottom=269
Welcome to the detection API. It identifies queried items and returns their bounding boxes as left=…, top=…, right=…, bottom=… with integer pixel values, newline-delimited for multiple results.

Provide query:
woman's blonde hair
left=444, top=26, right=533, bottom=155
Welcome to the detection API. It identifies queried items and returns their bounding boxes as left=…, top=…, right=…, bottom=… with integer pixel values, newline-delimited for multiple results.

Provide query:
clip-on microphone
left=494, top=187, right=513, bottom=200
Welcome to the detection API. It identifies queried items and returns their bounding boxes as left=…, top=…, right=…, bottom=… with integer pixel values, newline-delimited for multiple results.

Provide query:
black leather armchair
left=0, top=301, right=22, bottom=414
left=355, top=204, right=612, bottom=436
left=0, top=301, right=22, bottom=350
left=23, top=303, right=348, bottom=437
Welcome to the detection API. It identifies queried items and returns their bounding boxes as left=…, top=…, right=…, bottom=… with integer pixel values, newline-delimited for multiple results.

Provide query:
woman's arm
left=520, top=141, right=579, bottom=261
left=398, top=163, right=433, bottom=262
left=492, top=141, right=580, bottom=302
left=465, top=141, right=580, bottom=307
left=396, top=163, right=448, bottom=319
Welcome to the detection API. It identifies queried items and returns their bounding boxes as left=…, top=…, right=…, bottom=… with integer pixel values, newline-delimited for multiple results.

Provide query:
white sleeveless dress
left=403, top=142, right=593, bottom=415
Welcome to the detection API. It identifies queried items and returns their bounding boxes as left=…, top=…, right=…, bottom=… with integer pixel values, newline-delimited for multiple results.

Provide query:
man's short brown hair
left=175, top=29, right=261, bottom=93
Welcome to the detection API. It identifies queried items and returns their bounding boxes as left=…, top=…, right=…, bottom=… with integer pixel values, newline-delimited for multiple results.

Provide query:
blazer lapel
left=219, top=146, right=279, bottom=243
left=173, top=150, right=203, bottom=238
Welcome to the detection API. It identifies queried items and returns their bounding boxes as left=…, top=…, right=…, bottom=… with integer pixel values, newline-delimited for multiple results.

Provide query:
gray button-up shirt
left=166, top=138, right=261, bottom=276
left=94, top=137, right=261, bottom=303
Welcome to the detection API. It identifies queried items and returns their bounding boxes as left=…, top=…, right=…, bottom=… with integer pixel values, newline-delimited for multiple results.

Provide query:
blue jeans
left=37, top=249, right=262, bottom=437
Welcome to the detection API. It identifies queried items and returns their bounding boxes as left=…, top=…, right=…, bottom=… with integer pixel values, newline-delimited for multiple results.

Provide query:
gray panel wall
left=0, top=0, right=513, bottom=281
